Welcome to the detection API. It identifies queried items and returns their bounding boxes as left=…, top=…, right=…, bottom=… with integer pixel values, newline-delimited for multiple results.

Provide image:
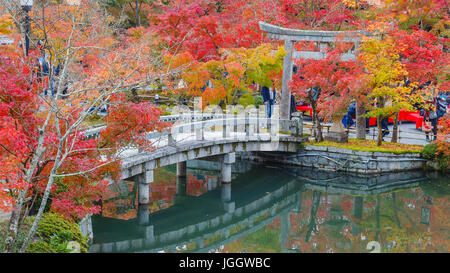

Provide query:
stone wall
left=243, top=145, right=427, bottom=174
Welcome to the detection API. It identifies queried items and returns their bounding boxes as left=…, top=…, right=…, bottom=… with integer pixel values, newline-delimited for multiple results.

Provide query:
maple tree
left=357, top=33, right=416, bottom=146
left=165, top=43, right=286, bottom=108
left=0, top=0, right=173, bottom=253
left=390, top=29, right=447, bottom=85
left=374, top=0, right=449, bottom=38
left=435, top=115, right=450, bottom=163
left=147, top=0, right=369, bottom=61
left=290, top=43, right=363, bottom=142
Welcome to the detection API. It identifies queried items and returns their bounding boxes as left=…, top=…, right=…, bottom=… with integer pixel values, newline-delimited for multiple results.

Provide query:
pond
left=89, top=159, right=449, bottom=253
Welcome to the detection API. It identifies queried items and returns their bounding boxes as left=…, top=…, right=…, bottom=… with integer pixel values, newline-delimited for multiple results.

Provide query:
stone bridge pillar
left=291, top=190, right=303, bottom=214
left=143, top=225, right=155, bottom=247
left=221, top=183, right=231, bottom=202
left=221, top=153, right=235, bottom=213
left=221, top=153, right=235, bottom=184
left=174, top=162, right=188, bottom=204
left=207, top=177, right=218, bottom=191
left=221, top=178, right=235, bottom=213
left=138, top=170, right=153, bottom=205
left=177, top=161, right=187, bottom=178
left=137, top=204, right=149, bottom=225
left=195, top=238, right=205, bottom=249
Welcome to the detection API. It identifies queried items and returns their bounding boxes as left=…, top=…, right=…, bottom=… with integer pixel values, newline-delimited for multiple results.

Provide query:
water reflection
left=90, top=160, right=449, bottom=253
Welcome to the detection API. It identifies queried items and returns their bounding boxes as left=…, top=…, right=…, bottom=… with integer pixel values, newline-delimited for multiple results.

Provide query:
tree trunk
left=391, top=113, right=399, bottom=143
left=20, top=137, right=65, bottom=252
left=4, top=121, right=51, bottom=252
left=377, top=116, right=383, bottom=146
left=135, top=0, right=140, bottom=26
left=20, top=171, right=57, bottom=253
left=356, top=101, right=366, bottom=139
left=3, top=210, right=20, bottom=252
left=311, top=103, right=323, bottom=142
left=376, top=98, right=385, bottom=147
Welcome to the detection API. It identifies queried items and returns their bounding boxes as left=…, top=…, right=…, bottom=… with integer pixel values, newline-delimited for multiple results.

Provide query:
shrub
left=238, top=93, right=255, bottom=108
left=421, top=143, right=450, bottom=171
left=254, top=95, right=264, bottom=107
left=27, top=212, right=89, bottom=253
left=27, top=241, right=58, bottom=253
left=421, top=143, right=439, bottom=159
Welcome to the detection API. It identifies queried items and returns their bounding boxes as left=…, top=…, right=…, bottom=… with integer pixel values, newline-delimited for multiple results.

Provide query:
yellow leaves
left=360, top=34, right=420, bottom=118
left=398, top=13, right=408, bottom=23
left=126, top=27, right=145, bottom=40
left=430, top=19, right=450, bottom=37
left=359, top=36, right=407, bottom=90
left=0, top=14, right=13, bottom=35
left=342, top=0, right=362, bottom=9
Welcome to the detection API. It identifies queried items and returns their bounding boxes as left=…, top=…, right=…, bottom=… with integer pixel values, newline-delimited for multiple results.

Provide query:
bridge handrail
left=83, top=113, right=222, bottom=139
left=84, top=112, right=304, bottom=141
left=153, top=116, right=303, bottom=145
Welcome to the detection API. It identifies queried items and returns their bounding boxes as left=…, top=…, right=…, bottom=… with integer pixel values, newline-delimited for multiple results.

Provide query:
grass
left=307, top=139, right=423, bottom=154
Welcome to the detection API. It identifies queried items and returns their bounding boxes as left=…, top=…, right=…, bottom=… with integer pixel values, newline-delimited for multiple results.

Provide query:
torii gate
left=258, top=22, right=371, bottom=137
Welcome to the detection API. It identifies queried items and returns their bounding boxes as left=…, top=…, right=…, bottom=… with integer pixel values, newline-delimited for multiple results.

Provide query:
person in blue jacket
left=342, top=102, right=357, bottom=128
left=261, top=85, right=276, bottom=118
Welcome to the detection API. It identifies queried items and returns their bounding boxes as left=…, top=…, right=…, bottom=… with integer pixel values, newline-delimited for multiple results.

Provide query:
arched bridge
left=91, top=112, right=306, bottom=205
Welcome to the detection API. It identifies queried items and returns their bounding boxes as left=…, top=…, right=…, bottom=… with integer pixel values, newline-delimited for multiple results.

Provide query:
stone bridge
left=104, top=112, right=305, bottom=205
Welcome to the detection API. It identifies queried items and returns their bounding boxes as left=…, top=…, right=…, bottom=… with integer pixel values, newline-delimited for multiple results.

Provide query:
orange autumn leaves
left=164, top=44, right=286, bottom=107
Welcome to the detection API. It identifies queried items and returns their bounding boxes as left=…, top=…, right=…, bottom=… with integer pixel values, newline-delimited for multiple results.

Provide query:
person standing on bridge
left=261, top=84, right=276, bottom=118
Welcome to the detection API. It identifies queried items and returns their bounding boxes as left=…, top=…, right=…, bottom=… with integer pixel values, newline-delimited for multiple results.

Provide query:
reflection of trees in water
left=96, top=163, right=448, bottom=253
left=246, top=177, right=449, bottom=253
left=223, top=228, right=283, bottom=253
left=100, top=167, right=220, bottom=218
left=305, top=191, right=321, bottom=243
left=101, top=181, right=137, bottom=220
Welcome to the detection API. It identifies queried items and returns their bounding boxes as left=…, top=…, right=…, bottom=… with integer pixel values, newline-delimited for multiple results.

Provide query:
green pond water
left=89, top=160, right=449, bottom=253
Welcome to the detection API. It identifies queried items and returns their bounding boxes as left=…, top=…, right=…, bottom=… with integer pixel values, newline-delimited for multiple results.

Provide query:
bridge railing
left=83, top=113, right=221, bottom=139
left=84, top=112, right=304, bottom=144
left=157, top=112, right=303, bottom=145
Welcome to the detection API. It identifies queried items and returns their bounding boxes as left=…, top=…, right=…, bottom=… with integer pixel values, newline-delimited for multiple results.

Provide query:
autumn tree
left=374, top=0, right=449, bottom=38
left=358, top=34, right=414, bottom=146
left=165, top=43, right=286, bottom=108
left=290, top=43, right=363, bottom=142
left=0, top=0, right=172, bottom=253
